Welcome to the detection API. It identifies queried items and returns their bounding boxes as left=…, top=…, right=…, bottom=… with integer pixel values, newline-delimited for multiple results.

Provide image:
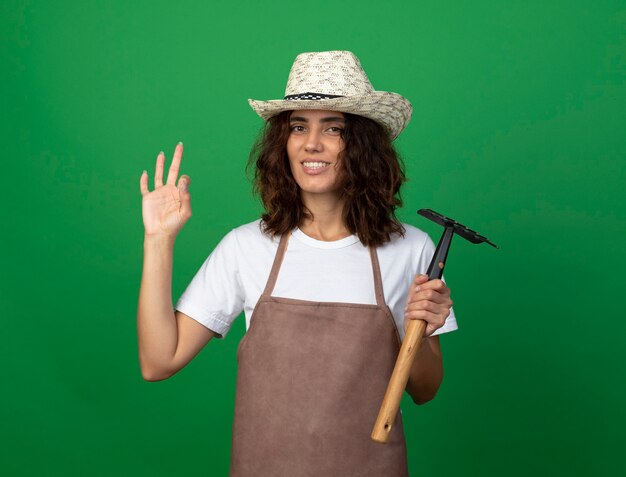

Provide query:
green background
left=2, top=0, right=624, bottom=475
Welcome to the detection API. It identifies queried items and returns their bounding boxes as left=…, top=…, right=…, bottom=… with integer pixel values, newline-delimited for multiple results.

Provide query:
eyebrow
left=289, top=116, right=346, bottom=123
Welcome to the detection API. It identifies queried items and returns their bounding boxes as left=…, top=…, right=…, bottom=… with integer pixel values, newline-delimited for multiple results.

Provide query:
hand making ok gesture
left=139, top=142, right=192, bottom=240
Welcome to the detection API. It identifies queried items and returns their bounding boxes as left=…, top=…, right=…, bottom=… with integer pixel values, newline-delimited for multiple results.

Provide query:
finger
left=408, top=276, right=443, bottom=300
left=430, top=309, right=450, bottom=335
left=405, top=274, right=430, bottom=303
left=140, top=170, right=149, bottom=195
left=167, top=142, right=183, bottom=186
left=407, top=295, right=451, bottom=323
left=412, top=274, right=430, bottom=285
left=406, top=299, right=438, bottom=313
left=404, top=308, right=438, bottom=324
left=409, top=288, right=448, bottom=306
left=155, top=151, right=165, bottom=188
left=406, top=303, right=450, bottom=325
left=413, top=278, right=449, bottom=295
left=405, top=309, right=446, bottom=334
left=424, top=323, right=438, bottom=337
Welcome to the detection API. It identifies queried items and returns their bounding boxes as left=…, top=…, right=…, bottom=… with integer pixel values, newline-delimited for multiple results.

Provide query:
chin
left=300, top=187, right=343, bottom=198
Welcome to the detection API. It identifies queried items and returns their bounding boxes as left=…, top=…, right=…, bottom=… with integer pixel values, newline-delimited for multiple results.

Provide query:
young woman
left=138, top=51, right=456, bottom=476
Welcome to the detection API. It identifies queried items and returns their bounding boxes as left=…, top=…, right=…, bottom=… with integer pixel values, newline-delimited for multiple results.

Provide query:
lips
left=301, top=161, right=331, bottom=175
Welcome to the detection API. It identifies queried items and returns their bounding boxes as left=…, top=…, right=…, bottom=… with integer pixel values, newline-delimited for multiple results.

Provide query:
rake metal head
left=418, top=209, right=499, bottom=249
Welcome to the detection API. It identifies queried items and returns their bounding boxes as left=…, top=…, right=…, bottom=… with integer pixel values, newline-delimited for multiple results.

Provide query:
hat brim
left=248, top=91, right=412, bottom=140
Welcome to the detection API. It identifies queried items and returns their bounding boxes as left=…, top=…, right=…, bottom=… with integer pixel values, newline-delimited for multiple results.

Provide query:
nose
left=304, top=128, right=323, bottom=153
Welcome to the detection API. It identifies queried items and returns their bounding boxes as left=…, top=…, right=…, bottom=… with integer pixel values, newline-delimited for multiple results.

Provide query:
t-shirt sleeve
left=415, top=234, right=459, bottom=336
left=174, top=229, right=244, bottom=339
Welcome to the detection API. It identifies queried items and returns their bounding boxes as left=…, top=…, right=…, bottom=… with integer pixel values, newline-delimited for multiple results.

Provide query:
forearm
left=405, top=335, right=443, bottom=405
left=137, top=234, right=178, bottom=380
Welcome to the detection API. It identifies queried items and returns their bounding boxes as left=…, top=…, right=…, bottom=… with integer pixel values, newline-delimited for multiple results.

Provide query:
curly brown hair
left=245, top=110, right=407, bottom=247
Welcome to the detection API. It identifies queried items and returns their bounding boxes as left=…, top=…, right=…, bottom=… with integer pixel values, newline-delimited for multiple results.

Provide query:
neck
left=299, top=191, right=351, bottom=241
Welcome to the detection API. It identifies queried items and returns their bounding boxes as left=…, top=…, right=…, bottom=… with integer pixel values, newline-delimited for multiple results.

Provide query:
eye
left=327, top=126, right=343, bottom=134
left=290, top=125, right=306, bottom=133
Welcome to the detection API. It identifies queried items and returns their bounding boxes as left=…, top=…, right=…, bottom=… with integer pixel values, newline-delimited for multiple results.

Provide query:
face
left=286, top=109, right=346, bottom=200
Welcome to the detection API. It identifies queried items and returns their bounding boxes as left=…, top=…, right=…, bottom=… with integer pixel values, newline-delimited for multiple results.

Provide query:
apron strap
left=368, top=246, right=386, bottom=307
left=262, top=231, right=291, bottom=297
left=262, top=231, right=387, bottom=307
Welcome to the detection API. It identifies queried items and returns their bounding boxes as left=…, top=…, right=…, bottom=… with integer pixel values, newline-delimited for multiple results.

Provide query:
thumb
left=178, top=175, right=191, bottom=194
left=178, top=175, right=192, bottom=212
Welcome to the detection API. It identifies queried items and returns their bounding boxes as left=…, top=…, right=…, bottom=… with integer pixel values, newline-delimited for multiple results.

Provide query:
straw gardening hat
left=248, top=50, right=413, bottom=140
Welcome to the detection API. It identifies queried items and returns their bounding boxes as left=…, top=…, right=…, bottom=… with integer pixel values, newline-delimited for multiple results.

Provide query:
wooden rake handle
left=371, top=317, right=427, bottom=443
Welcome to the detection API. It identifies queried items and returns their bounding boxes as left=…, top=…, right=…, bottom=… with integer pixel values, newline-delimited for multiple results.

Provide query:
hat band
left=284, top=92, right=345, bottom=101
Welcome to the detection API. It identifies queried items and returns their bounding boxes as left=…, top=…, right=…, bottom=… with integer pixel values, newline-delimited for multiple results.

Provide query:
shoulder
left=381, top=223, right=429, bottom=251
left=221, top=219, right=281, bottom=262
left=230, top=218, right=279, bottom=245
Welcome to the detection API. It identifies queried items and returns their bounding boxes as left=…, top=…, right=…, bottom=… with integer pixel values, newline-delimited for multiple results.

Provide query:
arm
left=405, top=336, right=443, bottom=404
left=137, top=235, right=217, bottom=382
left=137, top=143, right=216, bottom=382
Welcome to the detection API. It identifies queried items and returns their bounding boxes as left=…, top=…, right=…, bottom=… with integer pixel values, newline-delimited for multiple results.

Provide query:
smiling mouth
left=302, top=161, right=330, bottom=169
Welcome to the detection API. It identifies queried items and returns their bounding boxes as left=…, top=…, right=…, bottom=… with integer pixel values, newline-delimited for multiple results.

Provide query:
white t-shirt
left=175, top=219, right=458, bottom=340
